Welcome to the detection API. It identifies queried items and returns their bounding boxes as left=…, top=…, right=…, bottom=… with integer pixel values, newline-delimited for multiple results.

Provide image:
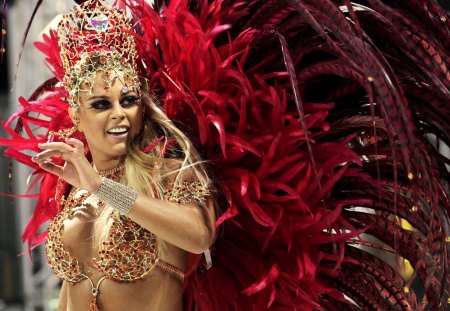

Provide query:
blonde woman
left=2, top=0, right=449, bottom=309
left=22, top=1, right=217, bottom=310
left=34, top=73, right=215, bottom=310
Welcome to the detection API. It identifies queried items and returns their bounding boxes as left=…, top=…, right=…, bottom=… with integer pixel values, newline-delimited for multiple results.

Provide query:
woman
left=25, top=1, right=216, bottom=310
left=1, top=0, right=449, bottom=310
left=34, top=76, right=215, bottom=310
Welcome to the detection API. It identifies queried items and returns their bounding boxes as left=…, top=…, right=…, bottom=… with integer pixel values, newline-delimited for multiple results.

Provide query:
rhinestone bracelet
left=94, top=177, right=138, bottom=215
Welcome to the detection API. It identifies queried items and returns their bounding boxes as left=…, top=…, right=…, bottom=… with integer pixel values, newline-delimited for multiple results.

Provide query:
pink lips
left=108, top=132, right=128, bottom=140
left=107, top=126, right=129, bottom=139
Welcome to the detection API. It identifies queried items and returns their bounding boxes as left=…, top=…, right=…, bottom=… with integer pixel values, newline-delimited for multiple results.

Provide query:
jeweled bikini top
left=45, top=165, right=209, bottom=284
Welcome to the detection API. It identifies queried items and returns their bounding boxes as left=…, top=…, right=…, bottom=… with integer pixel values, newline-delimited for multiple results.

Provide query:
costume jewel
left=120, top=86, right=129, bottom=94
left=57, top=0, right=140, bottom=109
left=48, top=126, right=77, bottom=139
left=164, top=181, right=210, bottom=205
left=90, top=14, right=108, bottom=31
left=95, top=177, right=138, bottom=215
left=95, top=163, right=124, bottom=179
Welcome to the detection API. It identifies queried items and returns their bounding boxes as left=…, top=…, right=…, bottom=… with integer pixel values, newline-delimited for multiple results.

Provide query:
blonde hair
left=95, top=93, right=213, bottom=256
left=123, top=93, right=211, bottom=199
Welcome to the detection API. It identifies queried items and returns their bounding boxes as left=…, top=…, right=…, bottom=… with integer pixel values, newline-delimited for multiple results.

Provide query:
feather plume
left=1, top=0, right=449, bottom=309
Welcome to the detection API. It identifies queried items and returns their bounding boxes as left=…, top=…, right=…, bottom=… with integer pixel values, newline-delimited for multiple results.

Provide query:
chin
left=97, top=144, right=127, bottom=159
left=111, top=145, right=127, bottom=157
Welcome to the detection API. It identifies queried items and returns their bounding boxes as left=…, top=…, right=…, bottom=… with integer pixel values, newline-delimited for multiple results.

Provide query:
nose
left=111, top=101, right=126, bottom=120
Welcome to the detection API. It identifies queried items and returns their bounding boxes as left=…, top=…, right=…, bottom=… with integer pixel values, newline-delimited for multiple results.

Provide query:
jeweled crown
left=57, top=0, right=140, bottom=109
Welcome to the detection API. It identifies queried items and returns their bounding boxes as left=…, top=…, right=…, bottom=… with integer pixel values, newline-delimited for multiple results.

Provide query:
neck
left=92, top=157, right=123, bottom=172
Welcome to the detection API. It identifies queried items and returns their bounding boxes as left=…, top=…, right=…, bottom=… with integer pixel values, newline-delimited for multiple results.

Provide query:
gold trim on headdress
left=57, top=0, right=140, bottom=109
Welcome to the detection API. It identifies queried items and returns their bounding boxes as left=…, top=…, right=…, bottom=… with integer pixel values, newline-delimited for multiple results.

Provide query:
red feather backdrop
left=1, top=0, right=449, bottom=310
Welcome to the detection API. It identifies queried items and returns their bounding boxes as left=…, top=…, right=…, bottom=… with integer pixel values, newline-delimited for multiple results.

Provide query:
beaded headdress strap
left=57, top=0, right=140, bottom=110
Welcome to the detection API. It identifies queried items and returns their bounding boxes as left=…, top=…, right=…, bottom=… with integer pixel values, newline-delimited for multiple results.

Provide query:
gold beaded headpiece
left=57, top=0, right=140, bottom=110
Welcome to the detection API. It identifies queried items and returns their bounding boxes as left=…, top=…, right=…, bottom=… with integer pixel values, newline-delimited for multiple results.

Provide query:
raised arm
left=33, top=138, right=216, bottom=254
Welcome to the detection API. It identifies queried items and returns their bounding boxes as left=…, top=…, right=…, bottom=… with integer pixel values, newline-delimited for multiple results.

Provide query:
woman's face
left=76, top=71, right=143, bottom=164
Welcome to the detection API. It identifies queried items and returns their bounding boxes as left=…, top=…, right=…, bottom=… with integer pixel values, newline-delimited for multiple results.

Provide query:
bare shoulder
left=163, top=159, right=203, bottom=184
left=162, top=159, right=213, bottom=206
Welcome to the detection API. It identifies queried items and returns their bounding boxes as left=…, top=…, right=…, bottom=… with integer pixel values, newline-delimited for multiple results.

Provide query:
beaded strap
left=164, top=181, right=210, bottom=204
left=156, top=261, right=185, bottom=282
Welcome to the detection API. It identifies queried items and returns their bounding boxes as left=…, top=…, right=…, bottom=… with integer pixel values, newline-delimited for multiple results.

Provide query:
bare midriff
left=63, top=249, right=185, bottom=311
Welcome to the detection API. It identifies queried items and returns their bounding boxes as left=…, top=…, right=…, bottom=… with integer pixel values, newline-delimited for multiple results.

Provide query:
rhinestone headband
left=57, top=0, right=141, bottom=109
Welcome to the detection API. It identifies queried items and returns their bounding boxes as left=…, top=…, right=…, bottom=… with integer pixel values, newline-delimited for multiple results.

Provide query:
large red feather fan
left=1, top=0, right=449, bottom=309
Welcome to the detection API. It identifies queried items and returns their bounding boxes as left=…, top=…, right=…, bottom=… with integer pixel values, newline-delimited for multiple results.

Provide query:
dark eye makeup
left=121, top=95, right=141, bottom=107
left=89, top=95, right=141, bottom=110
left=90, top=99, right=111, bottom=110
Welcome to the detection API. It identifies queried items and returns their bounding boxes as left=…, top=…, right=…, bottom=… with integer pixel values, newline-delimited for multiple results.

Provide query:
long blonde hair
left=123, top=93, right=211, bottom=199
left=96, top=93, right=213, bottom=255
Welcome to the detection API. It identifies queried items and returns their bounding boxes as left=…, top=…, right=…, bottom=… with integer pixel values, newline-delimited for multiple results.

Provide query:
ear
left=68, top=108, right=83, bottom=132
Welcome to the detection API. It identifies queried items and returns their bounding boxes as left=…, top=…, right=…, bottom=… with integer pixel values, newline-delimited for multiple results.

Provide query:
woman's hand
left=32, top=138, right=101, bottom=192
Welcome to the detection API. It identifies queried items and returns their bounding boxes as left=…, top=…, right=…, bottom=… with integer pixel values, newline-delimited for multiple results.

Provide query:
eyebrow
left=87, top=95, right=109, bottom=101
left=87, top=92, right=138, bottom=102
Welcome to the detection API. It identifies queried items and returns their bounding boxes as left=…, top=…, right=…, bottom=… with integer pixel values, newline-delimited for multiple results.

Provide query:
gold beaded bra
left=45, top=191, right=185, bottom=284
left=45, top=165, right=209, bottom=288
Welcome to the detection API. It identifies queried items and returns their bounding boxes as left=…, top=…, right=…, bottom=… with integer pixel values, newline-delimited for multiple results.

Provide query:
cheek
left=79, top=113, right=107, bottom=138
left=130, top=108, right=143, bottom=132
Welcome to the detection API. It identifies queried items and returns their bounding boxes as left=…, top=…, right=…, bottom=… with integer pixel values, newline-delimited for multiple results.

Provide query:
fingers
left=35, top=142, right=74, bottom=163
left=37, top=139, right=85, bottom=163
left=37, top=161, right=64, bottom=178
left=38, top=142, right=75, bottom=153
left=33, top=149, right=64, bottom=162
left=66, top=138, right=85, bottom=152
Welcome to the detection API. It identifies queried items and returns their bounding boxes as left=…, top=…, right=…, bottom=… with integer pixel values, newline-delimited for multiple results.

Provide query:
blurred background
left=0, top=1, right=449, bottom=310
left=1, top=2, right=72, bottom=310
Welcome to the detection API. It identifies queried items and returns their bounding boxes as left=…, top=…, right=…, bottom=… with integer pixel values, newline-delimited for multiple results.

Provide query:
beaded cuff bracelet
left=95, top=177, right=138, bottom=215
